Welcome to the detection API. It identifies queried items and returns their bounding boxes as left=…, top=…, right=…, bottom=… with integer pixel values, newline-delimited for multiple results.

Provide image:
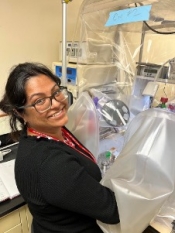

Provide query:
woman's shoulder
left=19, top=134, right=65, bottom=152
left=18, top=133, right=76, bottom=161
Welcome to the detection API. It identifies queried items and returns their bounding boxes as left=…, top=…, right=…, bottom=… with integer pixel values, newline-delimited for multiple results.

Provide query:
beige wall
left=0, top=0, right=83, bottom=99
left=0, top=0, right=83, bottom=135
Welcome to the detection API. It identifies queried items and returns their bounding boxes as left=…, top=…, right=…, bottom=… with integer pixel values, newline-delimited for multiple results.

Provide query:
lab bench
left=0, top=142, right=32, bottom=233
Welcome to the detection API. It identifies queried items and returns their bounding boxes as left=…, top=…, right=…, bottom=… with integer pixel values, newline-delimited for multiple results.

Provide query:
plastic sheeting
left=66, top=91, right=99, bottom=159
left=72, top=0, right=175, bottom=107
left=97, top=108, right=175, bottom=233
left=75, top=0, right=175, bottom=66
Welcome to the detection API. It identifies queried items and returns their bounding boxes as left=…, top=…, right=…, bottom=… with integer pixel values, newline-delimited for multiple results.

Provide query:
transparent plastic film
left=97, top=108, right=175, bottom=233
left=71, top=0, right=175, bottom=107
left=151, top=194, right=175, bottom=233
left=66, top=91, right=99, bottom=159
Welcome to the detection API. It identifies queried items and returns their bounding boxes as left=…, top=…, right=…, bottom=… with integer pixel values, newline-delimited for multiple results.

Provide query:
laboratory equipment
left=97, top=151, right=116, bottom=177
left=73, top=0, right=175, bottom=94
left=59, top=40, right=114, bottom=64
left=53, top=62, right=77, bottom=86
left=67, top=0, right=175, bottom=232
left=136, top=62, right=168, bottom=79
left=142, top=81, right=159, bottom=96
left=101, top=99, right=130, bottom=127
left=59, top=41, right=87, bottom=63
left=52, top=61, right=122, bottom=100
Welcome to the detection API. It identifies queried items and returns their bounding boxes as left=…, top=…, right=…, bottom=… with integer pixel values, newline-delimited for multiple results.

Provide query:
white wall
left=0, top=0, right=83, bottom=135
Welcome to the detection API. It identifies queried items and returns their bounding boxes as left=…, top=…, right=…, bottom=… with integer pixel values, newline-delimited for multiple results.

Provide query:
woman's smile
left=48, top=106, right=66, bottom=119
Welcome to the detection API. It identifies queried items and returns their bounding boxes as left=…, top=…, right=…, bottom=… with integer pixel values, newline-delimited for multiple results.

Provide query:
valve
left=160, top=97, right=168, bottom=108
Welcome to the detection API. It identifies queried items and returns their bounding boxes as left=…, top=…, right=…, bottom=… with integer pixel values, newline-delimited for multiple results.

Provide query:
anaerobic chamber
left=67, top=0, right=175, bottom=156
left=69, top=0, right=175, bottom=103
left=66, top=0, right=175, bottom=232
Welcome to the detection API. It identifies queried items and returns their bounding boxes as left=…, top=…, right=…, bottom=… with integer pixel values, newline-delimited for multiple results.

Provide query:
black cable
left=143, top=21, right=175, bottom=34
left=134, top=3, right=175, bottom=34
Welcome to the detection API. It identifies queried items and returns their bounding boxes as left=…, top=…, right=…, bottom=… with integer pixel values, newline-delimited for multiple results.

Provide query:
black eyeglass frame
left=17, top=86, right=68, bottom=113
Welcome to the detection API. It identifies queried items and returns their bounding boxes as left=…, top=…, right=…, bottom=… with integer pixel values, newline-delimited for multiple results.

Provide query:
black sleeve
left=39, top=148, right=120, bottom=224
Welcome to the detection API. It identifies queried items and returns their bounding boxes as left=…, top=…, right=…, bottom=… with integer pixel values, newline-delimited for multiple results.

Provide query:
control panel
left=52, top=62, right=77, bottom=85
left=136, top=62, right=168, bottom=79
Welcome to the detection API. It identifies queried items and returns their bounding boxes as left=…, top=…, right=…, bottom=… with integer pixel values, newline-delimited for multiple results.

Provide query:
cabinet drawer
left=25, top=206, right=33, bottom=232
left=4, top=224, right=21, bottom=233
left=0, top=209, right=21, bottom=233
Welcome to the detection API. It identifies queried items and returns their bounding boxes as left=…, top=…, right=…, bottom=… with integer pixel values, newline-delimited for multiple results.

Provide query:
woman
left=0, top=62, right=119, bottom=233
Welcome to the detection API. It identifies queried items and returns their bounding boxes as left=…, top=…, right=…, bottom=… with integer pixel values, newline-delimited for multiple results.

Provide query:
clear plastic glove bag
left=66, top=91, right=99, bottom=159
left=97, top=108, right=175, bottom=233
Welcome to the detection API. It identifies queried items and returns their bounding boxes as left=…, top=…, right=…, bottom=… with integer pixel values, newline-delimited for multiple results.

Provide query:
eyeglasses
left=18, top=86, right=68, bottom=113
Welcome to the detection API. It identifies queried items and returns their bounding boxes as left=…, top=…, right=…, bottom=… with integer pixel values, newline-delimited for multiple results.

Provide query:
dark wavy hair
left=0, top=62, right=61, bottom=140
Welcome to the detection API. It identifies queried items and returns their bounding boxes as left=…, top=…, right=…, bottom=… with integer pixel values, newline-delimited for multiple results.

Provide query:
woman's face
left=22, top=74, right=69, bottom=136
